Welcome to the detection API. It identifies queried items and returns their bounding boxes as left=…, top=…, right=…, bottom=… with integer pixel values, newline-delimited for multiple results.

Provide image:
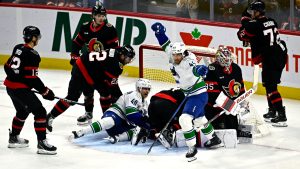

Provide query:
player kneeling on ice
left=71, top=79, right=151, bottom=143
left=151, top=22, right=222, bottom=161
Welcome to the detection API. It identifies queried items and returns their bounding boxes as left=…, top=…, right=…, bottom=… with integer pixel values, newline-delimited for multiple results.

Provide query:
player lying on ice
left=71, top=78, right=152, bottom=143
left=149, top=22, right=225, bottom=161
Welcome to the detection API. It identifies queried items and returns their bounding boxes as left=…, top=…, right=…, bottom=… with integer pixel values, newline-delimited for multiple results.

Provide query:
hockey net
left=139, top=44, right=270, bottom=138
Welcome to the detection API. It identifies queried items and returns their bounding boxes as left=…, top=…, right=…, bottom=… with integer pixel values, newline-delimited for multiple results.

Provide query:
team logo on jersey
left=208, top=65, right=215, bottom=70
left=222, top=79, right=241, bottom=98
left=88, top=38, right=104, bottom=52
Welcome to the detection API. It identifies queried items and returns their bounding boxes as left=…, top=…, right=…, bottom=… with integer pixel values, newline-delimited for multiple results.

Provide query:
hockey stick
left=203, top=65, right=260, bottom=126
left=32, top=90, right=85, bottom=106
left=147, top=76, right=203, bottom=154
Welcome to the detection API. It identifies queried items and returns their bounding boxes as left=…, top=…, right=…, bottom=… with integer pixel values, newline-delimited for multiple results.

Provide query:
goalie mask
left=216, top=47, right=233, bottom=70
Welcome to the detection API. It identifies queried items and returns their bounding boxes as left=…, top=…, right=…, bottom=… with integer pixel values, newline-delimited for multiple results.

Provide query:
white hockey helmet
left=170, top=42, right=186, bottom=55
left=136, top=78, right=151, bottom=92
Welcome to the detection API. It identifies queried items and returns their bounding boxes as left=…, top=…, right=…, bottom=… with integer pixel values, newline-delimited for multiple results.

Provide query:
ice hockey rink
left=0, top=67, right=300, bottom=169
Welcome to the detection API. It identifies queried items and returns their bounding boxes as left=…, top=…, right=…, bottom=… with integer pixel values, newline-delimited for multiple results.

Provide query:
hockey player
left=205, top=46, right=247, bottom=136
left=4, top=26, right=57, bottom=155
left=46, top=44, right=135, bottom=132
left=70, top=4, right=119, bottom=125
left=151, top=22, right=222, bottom=160
left=148, top=88, right=185, bottom=133
left=237, top=0, right=288, bottom=127
left=71, top=78, right=151, bottom=143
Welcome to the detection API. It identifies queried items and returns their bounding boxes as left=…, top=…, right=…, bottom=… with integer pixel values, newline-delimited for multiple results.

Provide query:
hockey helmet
left=23, top=26, right=41, bottom=42
left=116, top=44, right=135, bottom=64
left=92, top=5, right=107, bottom=16
left=216, top=46, right=233, bottom=68
left=170, top=42, right=186, bottom=55
left=248, top=0, right=265, bottom=15
left=136, top=78, right=151, bottom=92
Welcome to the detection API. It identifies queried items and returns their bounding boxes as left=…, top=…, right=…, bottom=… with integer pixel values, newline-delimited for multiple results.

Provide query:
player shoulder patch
left=106, top=23, right=113, bottom=27
left=208, top=65, right=215, bottom=71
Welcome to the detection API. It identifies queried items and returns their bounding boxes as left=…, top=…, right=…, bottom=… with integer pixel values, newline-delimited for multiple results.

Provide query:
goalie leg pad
left=214, top=129, right=237, bottom=148
left=179, top=114, right=196, bottom=147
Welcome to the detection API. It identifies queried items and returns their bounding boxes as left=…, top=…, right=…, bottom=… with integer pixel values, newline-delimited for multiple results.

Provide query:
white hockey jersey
left=107, top=91, right=148, bottom=124
left=165, top=45, right=207, bottom=96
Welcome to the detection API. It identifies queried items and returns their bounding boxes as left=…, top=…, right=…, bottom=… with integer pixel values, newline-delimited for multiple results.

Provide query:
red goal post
left=139, top=44, right=217, bottom=83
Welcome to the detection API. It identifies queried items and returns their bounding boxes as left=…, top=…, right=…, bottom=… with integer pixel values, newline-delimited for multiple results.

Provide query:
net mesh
left=139, top=44, right=270, bottom=138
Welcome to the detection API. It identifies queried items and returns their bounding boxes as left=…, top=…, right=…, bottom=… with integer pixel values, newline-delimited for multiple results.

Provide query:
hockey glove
left=214, top=91, right=239, bottom=116
left=151, top=22, right=166, bottom=34
left=41, top=87, right=55, bottom=101
left=194, top=65, right=208, bottom=77
left=70, top=54, right=80, bottom=65
left=131, top=126, right=149, bottom=145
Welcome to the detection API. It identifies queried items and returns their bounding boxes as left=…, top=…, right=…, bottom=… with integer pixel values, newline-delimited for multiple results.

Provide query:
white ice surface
left=0, top=67, right=300, bottom=169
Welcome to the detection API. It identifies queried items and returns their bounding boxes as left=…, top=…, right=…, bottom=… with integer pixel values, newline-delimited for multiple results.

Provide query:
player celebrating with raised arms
left=151, top=22, right=222, bottom=161
left=71, top=79, right=151, bottom=143
left=46, top=45, right=135, bottom=133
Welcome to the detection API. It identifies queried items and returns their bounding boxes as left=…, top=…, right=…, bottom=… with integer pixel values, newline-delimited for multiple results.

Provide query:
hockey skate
left=77, top=112, right=93, bottom=125
left=71, top=130, right=84, bottom=139
left=186, top=146, right=197, bottom=162
left=37, top=139, right=57, bottom=155
left=271, top=107, right=287, bottom=127
left=8, top=129, right=29, bottom=148
left=156, top=129, right=174, bottom=149
left=104, top=135, right=120, bottom=144
left=204, top=133, right=223, bottom=149
left=46, top=114, right=54, bottom=133
left=263, top=108, right=276, bottom=123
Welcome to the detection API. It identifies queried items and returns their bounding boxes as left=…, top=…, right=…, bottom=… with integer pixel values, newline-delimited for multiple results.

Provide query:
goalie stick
left=32, top=90, right=85, bottom=106
left=203, top=65, right=260, bottom=127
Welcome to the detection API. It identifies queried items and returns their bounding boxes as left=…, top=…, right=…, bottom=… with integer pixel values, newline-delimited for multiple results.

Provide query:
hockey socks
left=50, top=99, right=70, bottom=118
left=11, top=116, right=26, bottom=135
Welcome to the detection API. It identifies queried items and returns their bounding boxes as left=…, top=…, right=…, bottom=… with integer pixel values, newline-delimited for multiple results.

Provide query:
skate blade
left=272, top=122, right=288, bottom=127
left=77, top=121, right=91, bottom=126
left=8, top=143, right=29, bottom=148
left=37, top=149, right=57, bottom=155
left=187, top=156, right=197, bottom=162
left=264, top=118, right=272, bottom=123
left=206, top=143, right=224, bottom=149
